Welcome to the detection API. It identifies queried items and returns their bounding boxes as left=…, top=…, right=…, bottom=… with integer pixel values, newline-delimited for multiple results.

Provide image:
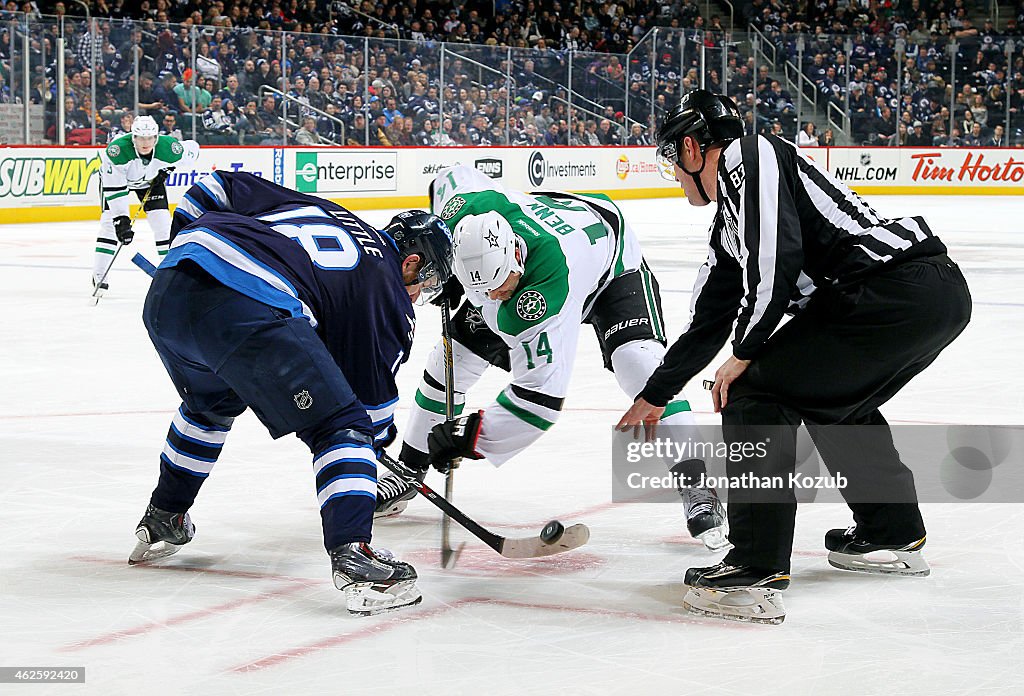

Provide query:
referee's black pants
left=721, top=254, right=972, bottom=573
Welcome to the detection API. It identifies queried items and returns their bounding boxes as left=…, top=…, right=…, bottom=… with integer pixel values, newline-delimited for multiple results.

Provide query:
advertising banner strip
left=2, top=146, right=1021, bottom=225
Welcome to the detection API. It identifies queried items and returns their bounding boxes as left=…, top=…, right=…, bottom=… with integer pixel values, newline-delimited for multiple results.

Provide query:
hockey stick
left=132, top=252, right=158, bottom=277
left=378, top=452, right=590, bottom=559
left=92, top=174, right=162, bottom=304
left=438, top=296, right=462, bottom=569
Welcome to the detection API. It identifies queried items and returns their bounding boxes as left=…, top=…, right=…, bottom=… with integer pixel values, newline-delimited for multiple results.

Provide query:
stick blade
left=499, top=523, right=590, bottom=559
left=440, top=541, right=465, bottom=569
left=132, top=252, right=158, bottom=277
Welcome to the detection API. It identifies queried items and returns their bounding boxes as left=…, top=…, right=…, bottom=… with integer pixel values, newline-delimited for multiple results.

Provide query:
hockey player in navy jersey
left=128, top=171, right=453, bottom=616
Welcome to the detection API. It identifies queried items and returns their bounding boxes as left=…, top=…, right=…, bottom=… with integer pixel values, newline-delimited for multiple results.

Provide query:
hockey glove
left=113, top=216, right=135, bottom=245
left=427, top=410, right=484, bottom=472
left=430, top=276, right=464, bottom=308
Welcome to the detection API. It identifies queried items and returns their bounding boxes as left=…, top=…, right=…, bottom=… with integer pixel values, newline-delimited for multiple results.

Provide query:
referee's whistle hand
left=615, top=398, right=665, bottom=441
left=712, top=356, right=751, bottom=413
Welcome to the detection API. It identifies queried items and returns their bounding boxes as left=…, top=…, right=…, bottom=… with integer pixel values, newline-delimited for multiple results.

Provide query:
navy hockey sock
left=313, top=436, right=378, bottom=550
left=150, top=406, right=232, bottom=512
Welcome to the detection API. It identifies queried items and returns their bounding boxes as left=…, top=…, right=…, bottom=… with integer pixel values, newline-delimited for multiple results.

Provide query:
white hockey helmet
left=131, top=115, right=159, bottom=152
left=452, top=211, right=524, bottom=293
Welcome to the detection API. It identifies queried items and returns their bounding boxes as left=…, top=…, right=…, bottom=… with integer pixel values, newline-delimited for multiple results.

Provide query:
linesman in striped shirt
left=617, top=90, right=972, bottom=623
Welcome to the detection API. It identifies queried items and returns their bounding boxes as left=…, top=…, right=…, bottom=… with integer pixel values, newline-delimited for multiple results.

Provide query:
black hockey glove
left=430, top=275, right=464, bottom=308
left=427, top=410, right=484, bottom=472
left=113, top=216, right=134, bottom=245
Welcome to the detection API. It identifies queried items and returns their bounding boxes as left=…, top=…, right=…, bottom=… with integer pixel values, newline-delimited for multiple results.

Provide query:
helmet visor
left=413, top=260, right=443, bottom=299
left=655, top=139, right=681, bottom=182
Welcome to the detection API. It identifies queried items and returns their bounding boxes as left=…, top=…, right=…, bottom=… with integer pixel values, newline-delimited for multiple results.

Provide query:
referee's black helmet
left=656, top=90, right=744, bottom=166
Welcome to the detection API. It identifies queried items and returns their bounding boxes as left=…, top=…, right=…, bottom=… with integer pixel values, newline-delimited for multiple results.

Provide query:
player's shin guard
left=404, top=338, right=489, bottom=455
left=150, top=405, right=233, bottom=513
left=312, top=436, right=378, bottom=550
left=148, top=208, right=172, bottom=257
left=93, top=214, right=118, bottom=287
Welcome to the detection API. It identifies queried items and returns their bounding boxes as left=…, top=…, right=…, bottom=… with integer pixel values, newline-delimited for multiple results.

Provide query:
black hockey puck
left=540, top=520, right=565, bottom=544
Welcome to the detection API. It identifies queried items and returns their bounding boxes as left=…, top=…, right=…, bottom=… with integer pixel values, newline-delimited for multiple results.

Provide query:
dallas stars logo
left=440, top=196, right=466, bottom=220
left=516, top=290, right=547, bottom=321
left=485, top=230, right=500, bottom=247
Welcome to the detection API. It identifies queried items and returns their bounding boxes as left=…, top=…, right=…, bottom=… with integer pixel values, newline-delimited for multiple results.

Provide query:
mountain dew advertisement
left=294, top=151, right=397, bottom=194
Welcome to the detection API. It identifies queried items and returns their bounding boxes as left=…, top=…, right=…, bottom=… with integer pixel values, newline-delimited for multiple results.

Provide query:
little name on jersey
left=329, top=210, right=384, bottom=258
left=350, top=225, right=384, bottom=258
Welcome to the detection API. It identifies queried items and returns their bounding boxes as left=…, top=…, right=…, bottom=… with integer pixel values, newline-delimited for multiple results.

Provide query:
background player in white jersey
left=92, top=115, right=199, bottom=294
left=374, top=164, right=728, bottom=551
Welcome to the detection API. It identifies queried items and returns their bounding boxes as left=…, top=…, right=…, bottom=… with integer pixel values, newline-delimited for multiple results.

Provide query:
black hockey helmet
left=656, top=90, right=744, bottom=204
left=656, top=90, right=744, bottom=167
left=383, top=210, right=454, bottom=296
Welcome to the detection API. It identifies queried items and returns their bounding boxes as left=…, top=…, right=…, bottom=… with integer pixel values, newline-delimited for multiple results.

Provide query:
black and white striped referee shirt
left=640, top=133, right=947, bottom=407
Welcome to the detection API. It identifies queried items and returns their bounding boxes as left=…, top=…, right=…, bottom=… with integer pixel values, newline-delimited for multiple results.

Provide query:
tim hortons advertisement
left=905, top=149, right=1024, bottom=186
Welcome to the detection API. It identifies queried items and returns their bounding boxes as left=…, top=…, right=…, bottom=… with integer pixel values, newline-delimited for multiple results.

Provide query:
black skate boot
left=374, top=473, right=422, bottom=519
left=128, top=504, right=195, bottom=565
left=374, top=445, right=429, bottom=519
left=91, top=277, right=109, bottom=299
left=682, top=562, right=790, bottom=625
left=671, top=460, right=730, bottom=551
left=330, top=542, right=423, bottom=615
left=825, top=527, right=930, bottom=576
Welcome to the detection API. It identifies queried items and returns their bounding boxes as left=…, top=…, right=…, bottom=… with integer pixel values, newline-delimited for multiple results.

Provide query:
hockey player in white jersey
left=92, top=115, right=200, bottom=294
left=374, top=164, right=728, bottom=550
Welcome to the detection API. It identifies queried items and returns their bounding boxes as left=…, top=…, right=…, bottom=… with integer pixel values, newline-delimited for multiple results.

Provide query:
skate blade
left=828, top=549, right=931, bottom=577
left=373, top=499, right=411, bottom=520
left=341, top=580, right=423, bottom=616
left=682, top=586, right=786, bottom=625
left=128, top=539, right=183, bottom=565
left=696, top=526, right=733, bottom=552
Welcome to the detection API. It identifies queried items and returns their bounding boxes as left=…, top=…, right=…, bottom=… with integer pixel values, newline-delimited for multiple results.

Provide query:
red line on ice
left=226, top=596, right=756, bottom=673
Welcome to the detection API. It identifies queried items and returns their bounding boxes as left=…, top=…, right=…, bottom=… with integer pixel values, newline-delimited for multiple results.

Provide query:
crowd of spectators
left=1, top=0, right=1022, bottom=147
left=0, top=0, right=714, bottom=146
left=747, top=0, right=1024, bottom=146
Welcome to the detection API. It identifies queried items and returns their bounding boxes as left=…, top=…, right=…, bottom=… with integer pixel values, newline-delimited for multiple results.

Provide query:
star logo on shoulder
left=485, top=230, right=500, bottom=248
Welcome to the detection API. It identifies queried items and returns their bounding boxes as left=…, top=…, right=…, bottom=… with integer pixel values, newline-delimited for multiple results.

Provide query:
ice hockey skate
left=373, top=472, right=420, bottom=519
left=671, top=460, right=731, bottom=551
left=682, top=562, right=790, bottom=625
left=128, top=504, right=195, bottom=565
left=330, top=542, right=422, bottom=616
left=825, top=527, right=930, bottom=576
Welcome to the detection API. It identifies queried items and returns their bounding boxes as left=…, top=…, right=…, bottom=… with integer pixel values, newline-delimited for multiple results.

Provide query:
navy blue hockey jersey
left=165, top=171, right=414, bottom=441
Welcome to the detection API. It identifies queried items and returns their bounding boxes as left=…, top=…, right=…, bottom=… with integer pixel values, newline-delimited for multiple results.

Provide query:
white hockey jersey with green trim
left=98, top=134, right=200, bottom=218
left=431, top=164, right=643, bottom=464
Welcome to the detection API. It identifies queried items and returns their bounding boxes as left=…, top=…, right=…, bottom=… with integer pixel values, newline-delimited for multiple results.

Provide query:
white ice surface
left=1, top=194, right=1023, bottom=695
